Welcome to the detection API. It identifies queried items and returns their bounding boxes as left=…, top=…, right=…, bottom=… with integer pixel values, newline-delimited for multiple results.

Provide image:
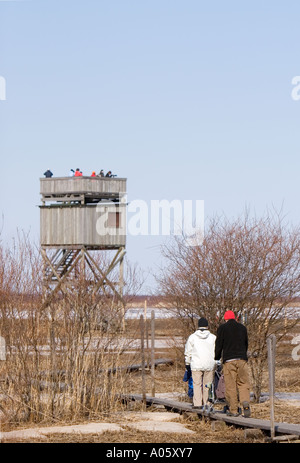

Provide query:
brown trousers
left=192, top=370, right=214, bottom=407
left=223, top=360, right=250, bottom=413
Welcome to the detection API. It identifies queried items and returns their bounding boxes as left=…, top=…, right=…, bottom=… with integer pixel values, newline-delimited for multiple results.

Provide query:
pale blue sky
left=1, top=1, right=300, bottom=291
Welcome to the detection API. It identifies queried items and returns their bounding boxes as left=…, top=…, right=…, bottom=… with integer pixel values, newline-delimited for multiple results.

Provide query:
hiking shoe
left=223, top=404, right=229, bottom=414
left=242, top=401, right=251, bottom=418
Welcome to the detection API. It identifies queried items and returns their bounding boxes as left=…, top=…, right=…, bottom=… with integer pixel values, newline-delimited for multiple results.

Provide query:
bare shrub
left=0, top=234, right=142, bottom=425
left=157, top=211, right=300, bottom=401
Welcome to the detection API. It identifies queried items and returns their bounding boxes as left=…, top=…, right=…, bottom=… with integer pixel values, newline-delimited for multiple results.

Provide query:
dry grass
left=4, top=400, right=299, bottom=444
left=1, top=236, right=300, bottom=444
left=2, top=359, right=300, bottom=444
left=6, top=425, right=258, bottom=444
left=1, top=296, right=300, bottom=443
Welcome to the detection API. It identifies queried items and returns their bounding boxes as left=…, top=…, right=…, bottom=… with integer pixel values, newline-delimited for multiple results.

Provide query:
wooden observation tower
left=39, top=176, right=127, bottom=309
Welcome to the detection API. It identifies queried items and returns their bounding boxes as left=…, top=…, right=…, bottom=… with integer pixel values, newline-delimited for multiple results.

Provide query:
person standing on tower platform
left=74, top=168, right=82, bottom=176
left=44, top=168, right=53, bottom=178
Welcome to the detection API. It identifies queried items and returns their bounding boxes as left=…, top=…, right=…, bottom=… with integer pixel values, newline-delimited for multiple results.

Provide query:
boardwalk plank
left=123, top=394, right=300, bottom=437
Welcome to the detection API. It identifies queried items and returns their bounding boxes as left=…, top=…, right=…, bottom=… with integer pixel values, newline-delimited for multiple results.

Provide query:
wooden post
left=140, top=315, right=146, bottom=404
left=267, top=334, right=276, bottom=440
left=0, top=336, right=6, bottom=361
left=144, top=299, right=150, bottom=367
left=151, top=310, right=155, bottom=397
left=119, top=252, right=125, bottom=331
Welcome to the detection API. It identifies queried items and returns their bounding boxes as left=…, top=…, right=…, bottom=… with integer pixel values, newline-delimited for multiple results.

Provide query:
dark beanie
left=198, top=317, right=208, bottom=328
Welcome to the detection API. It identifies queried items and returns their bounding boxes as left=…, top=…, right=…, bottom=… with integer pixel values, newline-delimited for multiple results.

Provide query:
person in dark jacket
left=43, top=168, right=53, bottom=178
left=215, top=310, right=251, bottom=417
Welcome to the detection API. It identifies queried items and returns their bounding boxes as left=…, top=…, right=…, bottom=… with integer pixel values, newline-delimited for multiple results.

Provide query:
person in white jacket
left=184, top=317, right=216, bottom=410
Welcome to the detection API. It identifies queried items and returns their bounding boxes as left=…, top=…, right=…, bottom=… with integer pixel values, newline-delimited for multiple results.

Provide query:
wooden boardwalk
left=123, top=393, right=300, bottom=438
left=106, top=358, right=174, bottom=374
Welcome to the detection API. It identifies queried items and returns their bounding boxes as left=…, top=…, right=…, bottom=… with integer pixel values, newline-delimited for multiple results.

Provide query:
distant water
left=125, top=307, right=175, bottom=319
left=125, top=306, right=300, bottom=320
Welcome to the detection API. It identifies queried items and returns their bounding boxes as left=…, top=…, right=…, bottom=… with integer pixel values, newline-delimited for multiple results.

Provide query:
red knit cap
left=224, top=310, right=235, bottom=320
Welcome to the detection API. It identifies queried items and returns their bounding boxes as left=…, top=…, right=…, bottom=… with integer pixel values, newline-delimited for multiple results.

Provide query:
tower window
left=108, top=212, right=120, bottom=228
